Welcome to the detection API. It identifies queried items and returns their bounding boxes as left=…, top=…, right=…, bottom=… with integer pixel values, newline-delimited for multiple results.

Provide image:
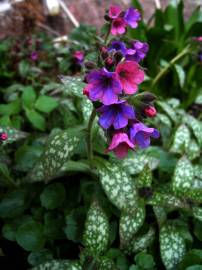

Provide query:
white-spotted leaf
left=60, top=76, right=85, bottom=98
left=157, top=101, right=178, bottom=123
left=83, top=201, right=109, bottom=256
left=185, top=114, right=202, bottom=146
left=81, top=98, right=93, bottom=122
left=192, top=207, right=202, bottom=222
left=119, top=203, right=145, bottom=245
left=160, top=224, right=186, bottom=270
left=186, top=139, right=200, bottom=160
left=97, top=161, right=138, bottom=210
left=42, top=130, right=80, bottom=180
left=170, top=124, right=190, bottom=154
left=137, top=166, right=152, bottom=187
left=155, top=113, right=172, bottom=128
left=132, top=226, right=155, bottom=253
left=32, top=260, right=82, bottom=270
left=97, top=257, right=116, bottom=269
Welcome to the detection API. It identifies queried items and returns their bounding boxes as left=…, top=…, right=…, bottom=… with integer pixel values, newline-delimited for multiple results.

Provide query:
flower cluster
left=83, top=5, right=159, bottom=159
left=108, top=5, right=141, bottom=35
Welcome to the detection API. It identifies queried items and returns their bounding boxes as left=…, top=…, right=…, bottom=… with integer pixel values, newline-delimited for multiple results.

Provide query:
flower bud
left=104, top=14, right=111, bottom=21
left=114, top=51, right=123, bottom=64
left=0, top=132, right=8, bottom=141
left=100, top=46, right=108, bottom=59
left=105, top=57, right=114, bottom=69
left=144, top=106, right=157, bottom=117
left=84, top=61, right=96, bottom=70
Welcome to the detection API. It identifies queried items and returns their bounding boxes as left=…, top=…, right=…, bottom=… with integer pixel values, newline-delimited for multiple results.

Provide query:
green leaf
left=0, top=126, right=27, bottom=145
left=186, top=140, right=200, bottom=160
left=42, top=129, right=80, bottom=180
left=179, top=249, right=202, bottom=270
left=16, top=220, right=45, bottom=251
left=120, top=203, right=145, bottom=245
left=157, top=101, right=178, bottom=123
left=174, top=64, right=185, bottom=88
left=60, top=76, right=85, bottom=98
left=2, top=223, right=17, bottom=241
left=19, top=60, right=30, bottom=77
left=97, top=160, right=138, bottom=210
left=135, top=252, right=155, bottom=269
left=185, top=114, right=202, bottom=146
left=97, top=257, right=116, bottom=270
left=193, top=207, right=202, bottom=222
left=132, top=227, right=155, bottom=253
left=81, top=98, right=93, bottom=122
left=137, top=166, right=152, bottom=187
left=31, top=260, right=82, bottom=270
left=160, top=224, right=186, bottom=270
left=35, top=95, right=59, bottom=113
left=25, top=108, right=46, bottom=131
left=186, top=266, right=202, bottom=270
left=0, top=99, right=21, bottom=116
left=170, top=124, right=190, bottom=154
left=83, top=201, right=109, bottom=256
left=28, top=249, right=53, bottom=267
left=0, top=189, right=28, bottom=218
left=22, top=86, right=36, bottom=109
left=40, top=183, right=66, bottom=210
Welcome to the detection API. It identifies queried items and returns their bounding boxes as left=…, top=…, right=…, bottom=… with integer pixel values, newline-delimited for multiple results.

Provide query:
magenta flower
left=126, top=41, right=149, bottom=62
left=98, top=100, right=135, bottom=130
left=108, top=5, right=122, bottom=19
left=116, top=61, right=144, bottom=94
left=73, top=50, right=84, bottom=64
left=30, top=51, right=38, bottom=61
left=108, top=132, right=134, bottom=159
left=124, top=7, right=141, bottom=28
left=0, top=132, right=8, bottom=141
left=193, top=36, right=202, bottom=42
left=111, top=18, right=127, bottom=35
left=86, top=68, right=122, bottom=105
left=129, top=123, right=159, bottom=149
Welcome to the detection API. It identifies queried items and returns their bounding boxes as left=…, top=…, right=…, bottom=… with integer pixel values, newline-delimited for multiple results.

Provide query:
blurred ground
left=0, top=0, right=200, bottom=39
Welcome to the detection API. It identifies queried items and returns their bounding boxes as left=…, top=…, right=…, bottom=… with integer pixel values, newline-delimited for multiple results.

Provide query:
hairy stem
left=87, top=108, right=97, bottom=163
left=152, top=46, right=190, bottom=87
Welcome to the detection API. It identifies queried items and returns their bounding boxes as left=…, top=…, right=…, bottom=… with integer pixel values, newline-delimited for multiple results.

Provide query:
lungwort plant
left=0, top=2, right=202, bottom=270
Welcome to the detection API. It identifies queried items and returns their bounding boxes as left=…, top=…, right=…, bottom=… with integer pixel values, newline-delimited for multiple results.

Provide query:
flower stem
left=152, top=45, right=190, bottom=87
left=87, top=108, right=97, bottom=163
left=104, top=24, right=111, bottom=45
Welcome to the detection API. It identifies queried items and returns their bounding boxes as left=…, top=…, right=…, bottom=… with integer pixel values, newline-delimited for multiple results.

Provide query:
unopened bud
left=144, top=106, right=157, bottom=117
left=100, top=46, right=108, bottom=59
left=84, top=61, right=96, bottom=70
left=105, top=57, right=114, bottom=69
left=0, top=132, right=8, bottom=141
left=114, top=51, right=123, bottom=64
left=104, top=14, right=111, bottom=21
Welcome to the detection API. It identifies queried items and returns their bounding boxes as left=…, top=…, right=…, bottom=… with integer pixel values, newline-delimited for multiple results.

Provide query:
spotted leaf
left=31, top=260, right=82, bottom=270
left=185, top=114, right=202, bottom=146
left=83, top=201, right=109, bottom=256
left=0, top=127, right=27, bottom=145
left=97, top=161, right=138, bottom=210
left=81, top=98, right=93, bottom=122
left=132, top=226, right=155, bottom=253
left=186, top=139, right=200, bottom=160
left=97, top=257, right=116, bottom=270
left=137, top=166, right=152, bottom=188
left=192, top=207, right=202, bottom=222
left=60, top=75, right=85, bottom=98
left=157, top=101, right=178, bottom=123
left=119, top=203, right=145, bottom=245
left=170, top=124, right=190, bottom=154
left=42, top=130, right=80, bottom=180
left=160, top=224, right=186, bottom=270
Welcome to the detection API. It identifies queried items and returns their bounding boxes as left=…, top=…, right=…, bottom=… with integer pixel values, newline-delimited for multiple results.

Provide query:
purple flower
left=124, top=8, right=141, bottom=28
left=108, top=132, right=135, bottom=159
left=30, top=51, right=38, bottom=61
left=98, top=100, right=135, bottom=130
left=126, top=41, right=149, bottom=62
left=73, top=50, right=84, bottom=64
left=86, top=68, right=122, bottom=105
left=129, top=123, right=160, bottom=148
left=108, top=41, right=127, bottom=55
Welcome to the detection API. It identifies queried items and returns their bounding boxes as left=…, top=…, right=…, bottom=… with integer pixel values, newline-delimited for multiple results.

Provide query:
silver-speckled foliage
left=119, top=203, right=145, bottom=245
left=83, top=201, right=109, bottom=256
left=132, top=226, right=155, bottom=253
left=186, top=139, right=200, bottom=160
left=192, top=207, right=202, bottom=222
left=31, top=260, right=82, bottom=270
left=137, top=166, right=152, bottom=187
left=97, top=257, right=116, bottom=270
left=98, top=162, right=137, bottom=210
left=81, top=98, right=93, bottom=122
left=0, top=126, right=27, bottom=145
left=42, top=130, right=80, bottom=180
left=160, top=225, right=186, bottom=270
left=185, top=114, right=202, bottom=146
left=170, top=124, right=190, bottom=154
left=123, top=151, right=159, bottom=175
left=60, top=76, right=85, bottom=98
left=157, top=101, right=178, bottom=123
left=172, top=156, right=194, bottom=197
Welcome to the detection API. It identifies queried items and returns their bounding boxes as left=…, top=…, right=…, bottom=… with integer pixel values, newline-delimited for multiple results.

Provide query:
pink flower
left=107, top=132, right=134, bottom=159
left=144, top=106, right=157, bottom=117
left=0, top=132, right=8, bottom=141
left=73, top=50, right=84, bottom=64
left=83, top=85, right=90, bottom=96
left=111, top=18, right=127, bottom=36
left=116, top=61, right=144, bottom=94
left=193, top=36, right=202, bottom=42
left=108, top=5, right=122, bottom=19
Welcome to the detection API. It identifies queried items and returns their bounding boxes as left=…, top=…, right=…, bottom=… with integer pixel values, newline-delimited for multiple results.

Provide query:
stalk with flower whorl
left=84, top=4, right=159, bottom=159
